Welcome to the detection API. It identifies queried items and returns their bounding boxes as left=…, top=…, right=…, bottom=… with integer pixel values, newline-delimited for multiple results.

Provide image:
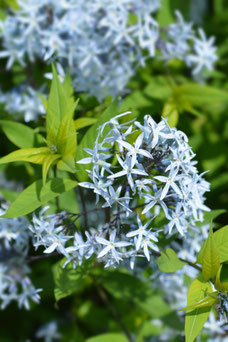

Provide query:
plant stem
left=77, top=186, right=88, bottom=229
left=92, top=276, right=134, bottom=342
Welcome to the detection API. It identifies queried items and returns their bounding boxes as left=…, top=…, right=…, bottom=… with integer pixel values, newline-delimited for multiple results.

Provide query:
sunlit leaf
left=75, top=117, right=97, bottom=130
left=202, top=224, right=220, bottom=280
left=3, top=178, right=77, bottom=217
left=85, top=334, right=128, bottom=342
left=0, top=147, right=51, bottom=165
left=42, top=154, right=61, bottom=184
left=156, top=248, right=187, bottom=272
left=0, top=120, right=44, bottom=148
left=53, top=257, right=94, bottom=301
left=185, top=277, right=212, bottom=342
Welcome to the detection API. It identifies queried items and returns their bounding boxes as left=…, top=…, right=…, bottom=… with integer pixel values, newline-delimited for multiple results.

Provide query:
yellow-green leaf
left=0, top=120, right=44, bottom=148
left=162, top=103, right=179, bottom=127
left=178, top=83, right=228, bottom=106
left=57, top=155, right=76, bottom=173
left=57, top=106, right=78, bottom=157
left=215, top=264, right=228, bottom=292
left=185, top=277, right=212, bottom=342
left=75, top=117, right=97, bottom=130
left=42, top=154, right=61, bottom=184
left=46, top=65, right=76, bottom=138
left=2, top=178, right=77, bottom=218
left=202, top=224, right=220, bottom=280
left=63, top=69, right=74, bottom=99
left=181, top=292, right=218, bottom=311
left=213, top=225, right=228, bottom=263
left=156, top=248, right=187, bottom=272
left=0, top=147, right=51, bottom=165
left=85, top=334, right=128, bottom=342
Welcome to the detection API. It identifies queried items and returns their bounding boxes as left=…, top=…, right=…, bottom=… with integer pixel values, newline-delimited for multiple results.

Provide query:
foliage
left=0, top=1, right=228, bottom=342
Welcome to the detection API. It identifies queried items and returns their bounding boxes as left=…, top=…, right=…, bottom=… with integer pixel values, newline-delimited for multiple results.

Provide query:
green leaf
left=185, top=277, right=212, bottom=342
left=85, top=334, right=128, bottom=342
left=0, top=188, right=19, bottom=203
left=53, top=257, right=94, bottom=301
left=213, top=225, right=228, bottom=263
left=3, top=178, right=77, bottom=218
left=76, top=99, right=119, bottom=181
left=202, top=224, right=220, bottom=280
left=57, top=158, right=76, bottom=173
left=42, top=154, right=61, bottom=184
left=218, top=264, right=228, bottom=292
left=198, top=224, right=228, bottom=264
left=57, top=110, right=77, bottom=157
left=196, top=209, right=226, bottom=227
left=162, top=103, right=179, bottom=127
left=215, top=265, right=226, bottom=292
left=157, top=0, right=175, bottom=26
left=181, top=292, right=218, bottom=311
left=179, top=83, right=228, bottom=107
left=156, top=248, right=187, bottom=273
left=0, top=147, right=51, bottom=165
left=46, top=65, right=75, bottom=139
left=97, top=270, right=172, bottom=319
left=75, top=117, right=97, bottom=130
left=144, top=76, right=172, bottom=100
left=169, top=0, right=190, bottom=18
left=63, top=69, right=74, bottom=98
left=0, top=120, right=44, bottom=148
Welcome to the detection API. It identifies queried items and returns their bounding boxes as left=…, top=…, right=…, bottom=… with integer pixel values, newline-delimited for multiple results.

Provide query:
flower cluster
left=36, top=320, right=62, bottom=342
left=78, top=113, right=210, bottom=236
left=0, top=85, right=45, bottom=122
left=0, top=206, right=42, bottom=309
left=160, top=12, right=217, bottom=78
left=28, top=113, right=210, bottom=270
left=0, top=1, right=217, bottom=104
left=30, top=207, right=148, bottom=270
left=217, top=292, right=228, bottom=322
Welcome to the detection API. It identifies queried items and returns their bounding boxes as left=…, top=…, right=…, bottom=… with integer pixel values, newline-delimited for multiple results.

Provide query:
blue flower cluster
left=0, top=205, right=42, bottom=309
left=35, top=320, right=62, bottom=342
left=217, top=292, right=228, bottom=322
left=28, top=113, right=210, bottom=270
left=0, top=0, right=217, bottom=105
left=0, top=85, right=45, bottom=121
left=78, top=113, right=210, bottom=236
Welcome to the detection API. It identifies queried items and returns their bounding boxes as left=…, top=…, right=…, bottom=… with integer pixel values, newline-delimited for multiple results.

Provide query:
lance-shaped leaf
left=46, top=65, right=76, bottom=140
left=178, top=83, right=228, bottom=106
left=63, top=69, right=74, bottom=99
left=155, top=248, right=187, bottom=273
left=57, top=99, right=79, bottom=157
left=0, top=147, right=51, bottom=165
left=0, top=120, right=44, bottom=148
left=2, top=178, right=77, bottom=218
left=85, top=334, right=128, bottom=342
left=42, top=154, right=61, bottom=184
left=215, top=264, right=228, bottom=292
left=75, top=117, right=97, bottom=130
left=197, top=223, right=228, bottom=264
left=181, top=292, right=218, bottom=311
left=185, top=277, right=212, bottom=342
left=202, top=223, right=220, bottom=281
left=213, top=225, right=228, bottom=263
left=162, top=102, right=179, bottom=127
